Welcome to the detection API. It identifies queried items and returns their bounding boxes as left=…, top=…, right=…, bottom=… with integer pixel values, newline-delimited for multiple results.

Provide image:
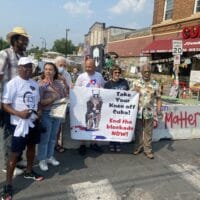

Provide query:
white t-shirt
left=2, top=76, right=40, bottom=125
left=75, top=72, right=105, bottom=88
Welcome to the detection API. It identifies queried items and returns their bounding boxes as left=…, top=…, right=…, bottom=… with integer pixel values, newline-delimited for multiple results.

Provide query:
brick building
left=142, top=0, right=200, bottom=89
left=84, top=1, right=200, bottom=86
left=108, top=27, right=152, bottom=69
left=84, top=22, right=134, bottom=71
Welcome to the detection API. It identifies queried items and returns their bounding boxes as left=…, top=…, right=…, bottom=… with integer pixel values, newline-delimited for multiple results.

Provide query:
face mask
left=58, top=67, right=64, bottom=74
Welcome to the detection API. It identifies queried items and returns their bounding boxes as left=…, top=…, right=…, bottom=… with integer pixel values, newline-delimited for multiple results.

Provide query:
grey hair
left=54, top=56, right=67, bottom=65
left=140, top=63, right=151, bottom=72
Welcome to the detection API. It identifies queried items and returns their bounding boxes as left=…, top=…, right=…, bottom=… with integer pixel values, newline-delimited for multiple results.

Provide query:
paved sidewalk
left=1, top=138, right=200, bottom=200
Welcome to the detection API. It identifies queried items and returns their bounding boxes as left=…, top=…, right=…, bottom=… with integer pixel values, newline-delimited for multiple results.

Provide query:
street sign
left=172, top=40, right=183, bottom=55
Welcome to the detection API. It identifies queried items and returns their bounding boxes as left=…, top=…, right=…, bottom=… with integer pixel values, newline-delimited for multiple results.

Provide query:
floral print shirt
left=132, top=78, right=161, bottom=119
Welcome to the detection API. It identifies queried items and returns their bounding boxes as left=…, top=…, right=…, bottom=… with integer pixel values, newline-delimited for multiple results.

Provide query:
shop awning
left=142, top=38, right=200, bottom=54
left=142, top=39, right=172, bottom=53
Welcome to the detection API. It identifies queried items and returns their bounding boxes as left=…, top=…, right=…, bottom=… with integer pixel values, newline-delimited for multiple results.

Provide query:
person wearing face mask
left=0, top=27, right=30, bottom=176
left=55, top=56, right=72, bottom=89
left=54, top=56, right=71, bottom=153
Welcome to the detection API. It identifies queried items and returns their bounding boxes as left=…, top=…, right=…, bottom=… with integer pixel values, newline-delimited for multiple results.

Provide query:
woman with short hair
left=104, top=65, right=129, bottom=152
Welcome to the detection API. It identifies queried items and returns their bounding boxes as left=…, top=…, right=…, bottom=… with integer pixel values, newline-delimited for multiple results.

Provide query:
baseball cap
left=18, top=57, right=33, bottom=66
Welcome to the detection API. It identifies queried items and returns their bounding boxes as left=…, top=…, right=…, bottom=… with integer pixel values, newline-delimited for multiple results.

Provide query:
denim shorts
left=10, top=125, right=41, bottom=153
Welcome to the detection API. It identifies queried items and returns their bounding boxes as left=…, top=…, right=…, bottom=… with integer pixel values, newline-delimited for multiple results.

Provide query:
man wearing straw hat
left=0, top=27, right=30, bottom=176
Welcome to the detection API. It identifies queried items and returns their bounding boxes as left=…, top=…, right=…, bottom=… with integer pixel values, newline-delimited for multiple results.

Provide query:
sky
left=0, top=0, right=154, bottom=49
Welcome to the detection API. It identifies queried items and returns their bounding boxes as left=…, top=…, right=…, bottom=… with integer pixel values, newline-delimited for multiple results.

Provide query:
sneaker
left=17, top=160, right=27, bottom=168
left=24, top=171, right=44, bottom=181
left=133, top=148, right=143, bottom=155
left=47, top=157, right=60, bottom=166
left=1, top=184, right=13, bottom=200
left=39, top=160, right=48, bottom=171
left=144, top=152, right=154, bottom=159
left=78, top=145, right=86, bottom=156
left=2, top=167, right=24, bottom=176
left=90, top=143, right=103, bottom=152
left=14, top=167, right=24, bottom=176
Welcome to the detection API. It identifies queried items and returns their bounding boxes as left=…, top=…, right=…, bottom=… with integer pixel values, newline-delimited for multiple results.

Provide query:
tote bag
left=50, top=98, right=69, bottom=120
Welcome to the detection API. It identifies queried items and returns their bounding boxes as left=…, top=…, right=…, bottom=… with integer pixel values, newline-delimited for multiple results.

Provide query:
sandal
left=109, top=145, right=115, bottom=152
left=55, top=145, right=65, bottom=153
left=116, top=145, right=121, bottom=152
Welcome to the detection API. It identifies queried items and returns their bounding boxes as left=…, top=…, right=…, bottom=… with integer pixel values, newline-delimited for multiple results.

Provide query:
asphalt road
left=1, top=136, right=200, bottom=200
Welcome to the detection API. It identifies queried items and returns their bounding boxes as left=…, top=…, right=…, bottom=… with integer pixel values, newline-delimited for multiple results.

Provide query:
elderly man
left=1, top=57, right=44, bottom=200
left=55, top=56, right=72, bottom=88
left=54, top=56, right=71, bottom=153
left=132, top=64, right=162, bottom=159
left=75, top=58, right=105, bottom=155
left=0, top=27, right=30, bottom=175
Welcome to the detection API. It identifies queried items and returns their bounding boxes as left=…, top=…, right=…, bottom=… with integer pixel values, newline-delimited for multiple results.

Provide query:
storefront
left=142, top=25, right=200, bottom=99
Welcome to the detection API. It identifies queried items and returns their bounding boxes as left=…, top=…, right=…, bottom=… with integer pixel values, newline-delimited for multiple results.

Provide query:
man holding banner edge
left=132, top=64, right=162, bottom=159
left=75, top=58, right=105, bottom=155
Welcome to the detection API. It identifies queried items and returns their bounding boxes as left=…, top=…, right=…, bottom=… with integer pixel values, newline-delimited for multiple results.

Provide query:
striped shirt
left=0, top=47, right=26, bottom=99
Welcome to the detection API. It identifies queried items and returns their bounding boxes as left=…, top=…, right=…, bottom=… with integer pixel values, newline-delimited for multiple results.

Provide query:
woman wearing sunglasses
left=104, top=65, right=130, bottom=152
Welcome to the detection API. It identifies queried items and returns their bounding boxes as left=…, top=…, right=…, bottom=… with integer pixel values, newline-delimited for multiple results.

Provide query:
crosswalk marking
left=64, top=163, right=200, bottom=199
left=169, top=163, right=200, bottom=190
left=68, top=179, right=118, bottom=200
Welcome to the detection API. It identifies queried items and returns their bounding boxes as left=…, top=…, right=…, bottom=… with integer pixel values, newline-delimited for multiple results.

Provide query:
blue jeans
left=37, top=111, right=61, bottom=161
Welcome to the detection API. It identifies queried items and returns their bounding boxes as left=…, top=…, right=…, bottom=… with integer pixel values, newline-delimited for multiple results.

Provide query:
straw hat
left=6, top=27, right=30, bottom=42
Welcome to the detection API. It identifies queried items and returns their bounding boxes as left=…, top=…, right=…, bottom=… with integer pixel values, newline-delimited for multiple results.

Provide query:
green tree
left=52, top=38, right=76, bottom=55
left=0, top=38, right=9, bottom=50
left=28, top=46, right=43, bottom=60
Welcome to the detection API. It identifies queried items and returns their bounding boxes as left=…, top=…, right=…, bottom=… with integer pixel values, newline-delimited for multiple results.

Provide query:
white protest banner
left=70, top=86, right=139, bottom=142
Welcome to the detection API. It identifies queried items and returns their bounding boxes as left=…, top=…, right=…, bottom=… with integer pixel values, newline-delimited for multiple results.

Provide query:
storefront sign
left=182, top=25, right=200, bottom=39
left=172, top=40, right=183, bottom=55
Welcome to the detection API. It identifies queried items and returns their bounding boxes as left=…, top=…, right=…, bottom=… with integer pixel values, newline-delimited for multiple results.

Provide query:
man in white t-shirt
left=75, top=58, right=105, bottom=156
left=0, top=27, right=30, bottom=176
left=1, top=57, right=44, bottom=200
left=75, top=60, right=105, bottom=88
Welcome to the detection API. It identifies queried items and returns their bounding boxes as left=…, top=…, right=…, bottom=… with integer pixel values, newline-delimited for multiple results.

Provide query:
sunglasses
left=143, top=71, right=151, bottom=74
left=113, top=71, right=121, bottom=74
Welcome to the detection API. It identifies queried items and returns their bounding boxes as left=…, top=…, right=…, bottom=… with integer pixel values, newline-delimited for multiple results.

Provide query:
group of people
left=0, top=27, right=72, bottom=200
left=0, top=26, right=162, bottom=200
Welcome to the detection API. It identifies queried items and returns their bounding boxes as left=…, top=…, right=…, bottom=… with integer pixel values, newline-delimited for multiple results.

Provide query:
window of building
left=164, top=0, right=174, bottom=20
left=194, top=0, right=200, bottom=13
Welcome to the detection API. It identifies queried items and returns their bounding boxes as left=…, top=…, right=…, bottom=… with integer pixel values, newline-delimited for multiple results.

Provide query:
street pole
left=40, top=37, right=46, bottom=51
left=0, top=37, right=2, bottom=50
left=66, top=28, right=70, bottom=58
